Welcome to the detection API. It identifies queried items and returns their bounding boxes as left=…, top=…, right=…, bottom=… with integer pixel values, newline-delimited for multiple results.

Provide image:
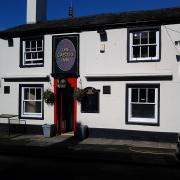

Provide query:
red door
left=54, top=78, right=77, bottom=135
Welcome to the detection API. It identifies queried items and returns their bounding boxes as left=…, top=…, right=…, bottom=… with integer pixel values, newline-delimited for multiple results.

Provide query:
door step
left=62, top=132, right=74, bottom=136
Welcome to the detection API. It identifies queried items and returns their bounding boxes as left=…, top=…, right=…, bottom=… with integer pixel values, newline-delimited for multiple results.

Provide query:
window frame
left=19, top=84, right=44, bottom=120
left=20, top=36, right=44, bottom=68
left=126, top=84, right=160, bottom=126
left=127, top=27, right=161, bottom=62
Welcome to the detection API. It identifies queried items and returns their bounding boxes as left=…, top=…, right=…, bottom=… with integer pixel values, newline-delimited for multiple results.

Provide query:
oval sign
left=55, top=39, right=76, bottom=72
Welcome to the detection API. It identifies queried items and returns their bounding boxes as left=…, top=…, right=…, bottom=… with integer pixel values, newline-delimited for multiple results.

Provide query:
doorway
left=56, top=79, right=75, bottom=134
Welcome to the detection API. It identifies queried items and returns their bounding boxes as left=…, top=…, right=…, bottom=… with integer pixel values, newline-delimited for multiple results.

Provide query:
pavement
left=0, top=132, right=179, bottom=166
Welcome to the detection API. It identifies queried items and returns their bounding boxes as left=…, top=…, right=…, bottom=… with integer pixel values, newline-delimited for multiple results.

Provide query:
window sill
left=20, top=115, right=43, bottom=120
left=127, top=118, right=159, bottom=126
left=128, top=59, right=160, bottom=63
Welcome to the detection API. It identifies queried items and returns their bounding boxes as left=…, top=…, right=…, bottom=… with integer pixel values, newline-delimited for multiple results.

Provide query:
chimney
left=26, top=0, right=47, bottom=24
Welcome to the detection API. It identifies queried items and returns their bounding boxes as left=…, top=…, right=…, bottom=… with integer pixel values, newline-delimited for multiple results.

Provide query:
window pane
left=31, top=41, right=36, bottom=51
left=37, top=40, right=43, bottom=51
left=37, top=40, right=42, bottom=47
left=141, top=46, right=148, bottom=57
left=133, top=46, right=140, bottom=58
left=38, top=52, right=43, bottom=59
left=33, top=60, right=43, bottom=64
left=131, top=104, right=155, bottom=118
left=36, top=88, right=42, bottom=100
left=24, top=61, right=32, bottom=65
left=30, top=88, right=35, bottom=100
left=131, top=88, right=138, bottom=102
left=26, top=53, right=31, bottom=59
left=24, top=101, right=41, bottom=113
left=149, top=45, right=156, bottom=57
left=148, top=89, right=155, bottom=103
left=139, top=88, right=146, bottom=102
left=133, top=32, right=140, bottom=45
left=141, top=32, right=148, bottom=44
left=32, top=52, right=38, bottom=59
left=25, top=41, right=30, bottom=51
left=35, top=102, right=41, bottom=113
left=24, top=88, right=29, bottom=100
left=149, top=31, right=156, bottom=44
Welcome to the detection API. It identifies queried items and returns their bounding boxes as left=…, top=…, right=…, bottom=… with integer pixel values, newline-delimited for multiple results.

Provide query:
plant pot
left=42, top=124, right=54, bottom=137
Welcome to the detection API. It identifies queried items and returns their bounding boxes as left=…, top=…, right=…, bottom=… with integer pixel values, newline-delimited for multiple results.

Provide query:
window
left=126, top=84, right=159, bottom=125
left=81, top=87, right=100, bottom=113
left=128, top=28, right=160, bottom=62
left=19, top=84, right=44, bottom=119
left=20, top=37, right=44, bottom=67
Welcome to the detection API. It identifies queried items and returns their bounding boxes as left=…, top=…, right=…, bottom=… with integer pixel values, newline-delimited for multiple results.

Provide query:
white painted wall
left=0, top=35, right=54, bottom=125
left=1, top=23, right=180, bottom=133
left=77, top=24, right=180, bottom=133
left=0, top=80, right=54, bottom=125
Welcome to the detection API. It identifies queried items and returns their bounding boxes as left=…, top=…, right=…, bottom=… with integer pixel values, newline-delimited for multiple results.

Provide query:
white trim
left=21, top=86, right=43, bottom=118
left=22, top=39, right=44, bottom=66
left=129, top=30, right=159, bottom=61
left=128, top=86, right=159, bottom=124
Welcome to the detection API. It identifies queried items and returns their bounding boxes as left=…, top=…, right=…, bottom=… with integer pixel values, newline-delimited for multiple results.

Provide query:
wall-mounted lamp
left=100, top=44, right=105, bottom=53
left=97, top=29, right=107, bottom=53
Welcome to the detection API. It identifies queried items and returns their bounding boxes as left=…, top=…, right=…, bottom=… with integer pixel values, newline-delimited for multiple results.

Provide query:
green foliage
left=43, top=89, right=55, bottom=105
left=73, top=88, right=85, bottom=102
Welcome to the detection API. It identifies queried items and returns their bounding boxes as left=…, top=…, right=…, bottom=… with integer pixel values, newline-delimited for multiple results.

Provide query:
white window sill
left=128, top=117, right=158, bottom=124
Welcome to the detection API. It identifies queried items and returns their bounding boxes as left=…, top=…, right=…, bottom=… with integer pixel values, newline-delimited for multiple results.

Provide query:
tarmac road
left=0, top=155, right=180, bottom=180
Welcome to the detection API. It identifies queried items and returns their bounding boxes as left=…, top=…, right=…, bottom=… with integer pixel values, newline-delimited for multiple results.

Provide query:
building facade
left=0, top=0, right=180, bottom=142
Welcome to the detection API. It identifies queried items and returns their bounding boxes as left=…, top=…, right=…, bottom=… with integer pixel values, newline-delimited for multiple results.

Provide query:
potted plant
left=73, top=88, right=85, bottom=102
left=43, top=89, right=55, bottom=105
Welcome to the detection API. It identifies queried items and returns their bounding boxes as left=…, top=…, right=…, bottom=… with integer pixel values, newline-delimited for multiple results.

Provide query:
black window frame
left=127, top=26, right=161, bottom=63
left=126, top=84, right=160, bottom=126
left=20, top=36, right=44, bottom=68
left=81, top=88, right=100, bottom=113
left=19, top=84, right=44, bottom=120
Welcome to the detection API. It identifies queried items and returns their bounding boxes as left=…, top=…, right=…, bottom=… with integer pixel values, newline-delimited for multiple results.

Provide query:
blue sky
left=0, top=0, right=180, bottom=30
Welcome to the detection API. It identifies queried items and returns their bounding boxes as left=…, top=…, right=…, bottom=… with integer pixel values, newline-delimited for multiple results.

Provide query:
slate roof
left=0, top=6, right=180, bottom=39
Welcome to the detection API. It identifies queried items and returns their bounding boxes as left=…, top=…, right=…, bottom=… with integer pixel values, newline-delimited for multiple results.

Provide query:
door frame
left=54, top=78, right=77, bottom=135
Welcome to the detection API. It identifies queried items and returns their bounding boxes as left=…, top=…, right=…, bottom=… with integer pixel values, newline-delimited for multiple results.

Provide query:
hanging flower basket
left=43, top=89, right=55, bottom=105
left=73, top=88, right=85, bottom=102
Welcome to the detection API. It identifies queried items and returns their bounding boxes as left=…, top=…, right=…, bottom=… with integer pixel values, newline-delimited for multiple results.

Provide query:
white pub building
left=0, top=0, right=180, bottom=142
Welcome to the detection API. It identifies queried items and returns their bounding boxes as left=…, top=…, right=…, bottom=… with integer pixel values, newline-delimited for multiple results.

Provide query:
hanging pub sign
left=52, top=35, right=79, bottom=77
